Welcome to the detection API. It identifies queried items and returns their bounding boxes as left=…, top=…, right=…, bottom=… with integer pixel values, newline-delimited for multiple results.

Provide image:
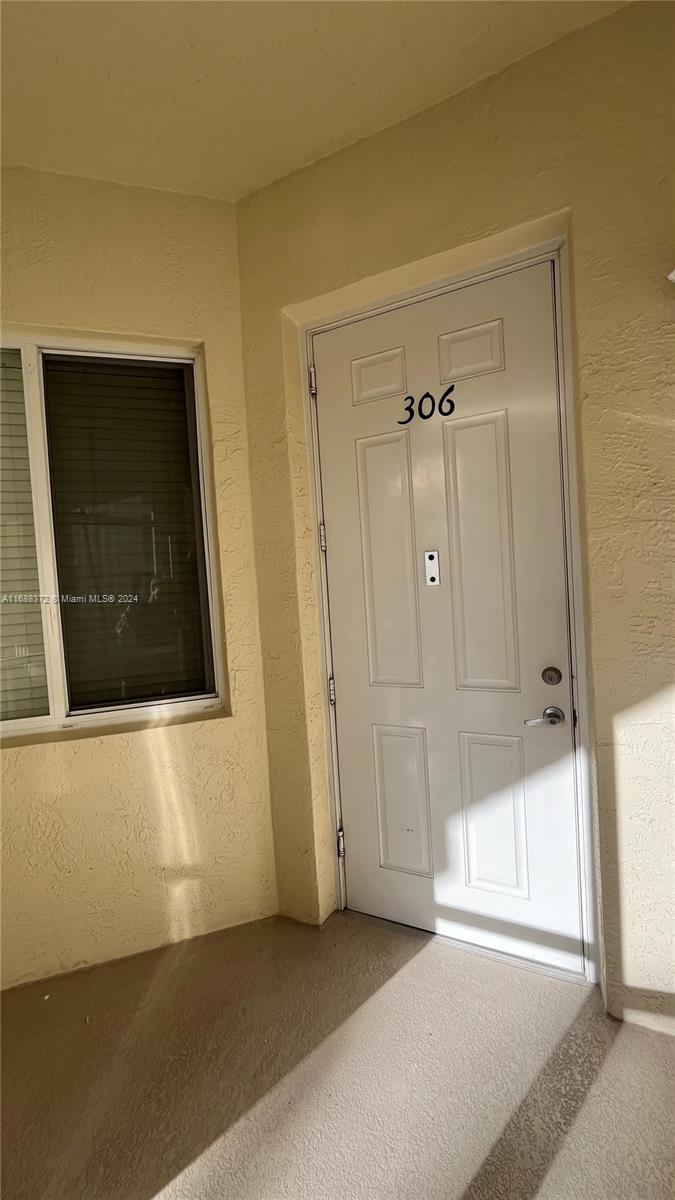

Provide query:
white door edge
left=344, top=908, right=590, bottom=987
left=283, top=221, right=600, bottom=988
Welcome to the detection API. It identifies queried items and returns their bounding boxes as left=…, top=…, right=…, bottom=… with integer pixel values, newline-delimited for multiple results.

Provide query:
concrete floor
left=2, top=914, right=673, bottom=1200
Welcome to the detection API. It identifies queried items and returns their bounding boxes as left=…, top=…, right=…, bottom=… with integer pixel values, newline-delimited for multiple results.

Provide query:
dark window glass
left=43, top=355, right=215, bottom=711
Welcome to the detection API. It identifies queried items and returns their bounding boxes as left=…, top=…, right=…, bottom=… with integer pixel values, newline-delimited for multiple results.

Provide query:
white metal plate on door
left=424, top=551, right=440, bottom=586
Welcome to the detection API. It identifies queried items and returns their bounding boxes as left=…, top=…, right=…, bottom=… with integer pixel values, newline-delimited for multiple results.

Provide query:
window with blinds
left=0, top=350, right=49, bottom=720
left=42, top=355, right=216, bottom=712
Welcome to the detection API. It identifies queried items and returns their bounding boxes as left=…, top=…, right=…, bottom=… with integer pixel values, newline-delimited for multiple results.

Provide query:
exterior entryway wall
left=237, top=4, right=674, bottom=1031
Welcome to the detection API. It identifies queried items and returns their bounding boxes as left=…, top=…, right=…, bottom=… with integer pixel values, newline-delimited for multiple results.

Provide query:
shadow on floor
left=460, top=989, right=620, bottom=1200
left=1, top=912, right=427, bottom=1200
left=3, top=912, right=673, bottom=1200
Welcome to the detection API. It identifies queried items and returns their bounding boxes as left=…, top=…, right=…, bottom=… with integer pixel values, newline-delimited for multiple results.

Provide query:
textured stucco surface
left=1, top=2, right=624, bottom=200
left=3, top=914, right=674, bottom=1199
left=1, top=169, right=278, bottom=985
left=237, top=4, right=675, bottom=1025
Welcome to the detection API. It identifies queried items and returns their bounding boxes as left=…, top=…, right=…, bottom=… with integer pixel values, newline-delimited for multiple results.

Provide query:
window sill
left=0, top=695, right=230, bottom=747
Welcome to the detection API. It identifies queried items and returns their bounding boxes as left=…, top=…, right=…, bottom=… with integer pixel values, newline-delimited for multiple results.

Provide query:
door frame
left=282, top=210, right=600, bottom=984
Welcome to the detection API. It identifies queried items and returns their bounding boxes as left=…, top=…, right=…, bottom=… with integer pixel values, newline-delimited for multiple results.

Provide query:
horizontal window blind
left=43, top=355, right=215, bottom=712
left=0, top=349, right=49, bottom=720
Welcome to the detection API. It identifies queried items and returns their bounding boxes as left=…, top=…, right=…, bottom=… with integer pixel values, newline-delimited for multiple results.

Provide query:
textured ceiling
left=1, top=1, right=626, bottom=200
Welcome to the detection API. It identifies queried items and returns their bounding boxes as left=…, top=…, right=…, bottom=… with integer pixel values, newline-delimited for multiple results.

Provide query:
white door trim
left=281, top=210, right=600, bottom=985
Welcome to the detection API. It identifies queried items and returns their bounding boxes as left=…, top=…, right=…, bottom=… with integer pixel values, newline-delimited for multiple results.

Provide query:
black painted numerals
left=438, top=386, right=456, bottom=416
left=397, top=385, right=455, bottom=425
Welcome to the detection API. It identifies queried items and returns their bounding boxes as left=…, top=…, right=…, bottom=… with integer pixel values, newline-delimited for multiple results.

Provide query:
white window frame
left=1, top=326, right=228, bottom=739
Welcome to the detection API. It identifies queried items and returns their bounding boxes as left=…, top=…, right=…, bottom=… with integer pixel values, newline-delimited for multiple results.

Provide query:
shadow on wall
left=600, top=686, right=675, bottom=1029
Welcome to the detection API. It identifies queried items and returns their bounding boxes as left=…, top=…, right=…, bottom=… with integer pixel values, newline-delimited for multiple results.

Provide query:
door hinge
left=573, top=707, right=578, bottom=728
left=319, top=521, right=327, bottom=552
left=308, top=364, right=317, bottom=398
left=336, top=826, right=345, bottom=859
left=328, top=675, right=336, bottom=705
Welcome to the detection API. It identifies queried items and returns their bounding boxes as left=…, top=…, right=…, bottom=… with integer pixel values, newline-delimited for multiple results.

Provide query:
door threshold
left=344, top=907, right=589, bottom=986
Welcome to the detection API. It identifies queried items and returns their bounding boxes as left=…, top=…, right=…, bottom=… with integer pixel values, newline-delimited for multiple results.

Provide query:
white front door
left=313, top=261, right=585, bottom=974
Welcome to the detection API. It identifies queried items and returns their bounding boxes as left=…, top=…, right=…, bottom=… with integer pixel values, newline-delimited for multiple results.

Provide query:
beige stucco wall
left=237, top=3, right=674, bottom=1028
left=1, top=168, right=278, bottom=985
left=1, top=4, right=672, bottom=1027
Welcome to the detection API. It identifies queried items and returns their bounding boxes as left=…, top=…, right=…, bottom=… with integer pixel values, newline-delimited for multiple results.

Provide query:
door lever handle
left=524, top=706, right=565, bottom=727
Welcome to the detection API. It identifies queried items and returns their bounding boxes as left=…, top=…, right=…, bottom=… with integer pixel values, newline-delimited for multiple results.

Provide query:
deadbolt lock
left=542, top=666, right=563, bottom=686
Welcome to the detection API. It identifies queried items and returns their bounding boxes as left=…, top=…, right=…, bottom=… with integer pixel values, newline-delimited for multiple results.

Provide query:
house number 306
left=397, top=385, right=455, bottom=425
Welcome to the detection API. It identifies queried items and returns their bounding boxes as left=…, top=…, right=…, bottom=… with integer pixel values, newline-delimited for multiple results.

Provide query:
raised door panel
left=459, top=731, right=529, bottom=899
left=351, top=346, right=407, bottom=406
left=438, top=319, right=505, bottom=384
left=356, top=431, right=422, bottom=686
left=373, top=724, right=432, bottom=876
left=443, top=411, right=519, bottom=690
